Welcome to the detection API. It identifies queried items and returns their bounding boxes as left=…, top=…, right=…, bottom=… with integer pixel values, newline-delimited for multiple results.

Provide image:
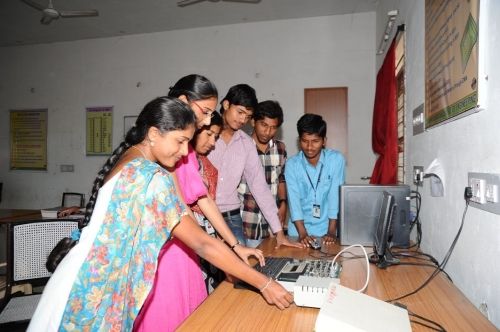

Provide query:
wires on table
left=331, top=244, right=370, bottom=293
left=387, top=200, right=470, bottom=302
left=394, top=302, right=447, bottom=331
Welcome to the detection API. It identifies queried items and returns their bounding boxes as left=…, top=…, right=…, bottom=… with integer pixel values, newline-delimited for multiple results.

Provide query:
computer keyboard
left=255, top=257, right=294, bottom=278
left=234, top=256, right=342, bottom=293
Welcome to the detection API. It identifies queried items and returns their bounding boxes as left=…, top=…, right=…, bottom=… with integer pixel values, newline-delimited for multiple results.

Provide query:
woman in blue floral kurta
left=59, top=159, right=185, bottom=331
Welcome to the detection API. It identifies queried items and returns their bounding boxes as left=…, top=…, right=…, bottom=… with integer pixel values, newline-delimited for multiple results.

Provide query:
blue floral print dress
left=58, top=159, right=186, bottom=331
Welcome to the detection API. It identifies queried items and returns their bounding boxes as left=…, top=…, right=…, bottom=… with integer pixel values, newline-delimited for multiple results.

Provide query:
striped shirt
left=238, top=139, right=287, bottom=239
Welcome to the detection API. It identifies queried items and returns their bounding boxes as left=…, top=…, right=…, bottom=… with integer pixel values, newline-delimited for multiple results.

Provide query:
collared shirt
left=208, top=130, right=282, bottom=233
left=238, top=139, right=287, bottom=240
left=285, top=149, right=345, bottom=237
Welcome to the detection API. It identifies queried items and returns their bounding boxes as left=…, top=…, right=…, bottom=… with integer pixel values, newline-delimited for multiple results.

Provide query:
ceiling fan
left=177, top=0, right=261, bottom=8
left=20, top=0, right=99, bottom=25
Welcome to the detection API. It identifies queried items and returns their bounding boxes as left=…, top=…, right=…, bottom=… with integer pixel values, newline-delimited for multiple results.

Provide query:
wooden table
left=178, top=239, right=497, bottom=331
left=0, top=209, right=42, bottom=259
left=0, top=209, right=41, bottom=224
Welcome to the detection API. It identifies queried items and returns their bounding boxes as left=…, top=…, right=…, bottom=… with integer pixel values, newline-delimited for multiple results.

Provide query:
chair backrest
left=11, top=220, right=78, bottom=282
left=61, top=192, right=85, bottom=208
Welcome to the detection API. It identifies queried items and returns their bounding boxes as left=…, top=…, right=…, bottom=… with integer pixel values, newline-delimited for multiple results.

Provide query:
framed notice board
left=425, top=0, right=479, bottom=128
left=86, top=106, right=113, bottom=155
left=10, top=109, right=47, bottom=170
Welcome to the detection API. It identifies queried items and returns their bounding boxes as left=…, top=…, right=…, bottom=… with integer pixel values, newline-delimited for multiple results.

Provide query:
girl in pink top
left=134, top=75, right=265, bottom=332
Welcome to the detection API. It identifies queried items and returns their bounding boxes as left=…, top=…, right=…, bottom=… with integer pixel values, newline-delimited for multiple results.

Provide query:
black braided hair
left=167, top=74, right=218, bottom=102
left=46, top=97, right=196, bottom=272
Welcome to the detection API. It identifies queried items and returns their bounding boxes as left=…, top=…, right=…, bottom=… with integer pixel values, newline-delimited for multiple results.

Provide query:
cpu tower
left=339, top=184, right=411, bottom=248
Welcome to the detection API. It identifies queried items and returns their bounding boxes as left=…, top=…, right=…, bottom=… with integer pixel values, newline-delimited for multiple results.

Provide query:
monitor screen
left=339, top=184, right=411, bottom=247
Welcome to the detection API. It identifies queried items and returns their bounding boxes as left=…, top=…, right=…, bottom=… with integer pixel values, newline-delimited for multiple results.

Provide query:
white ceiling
left=0, top=0, right=379, bottom=47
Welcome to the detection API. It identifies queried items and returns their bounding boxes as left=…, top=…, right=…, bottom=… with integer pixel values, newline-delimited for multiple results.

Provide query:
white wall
left=377, top=0, right=500, bottom=327
left=0, top=13, right=376, bottom=209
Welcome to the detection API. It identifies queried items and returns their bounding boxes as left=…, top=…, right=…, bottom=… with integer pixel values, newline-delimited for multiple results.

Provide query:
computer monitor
left=339, top=184, right=411, bottom=247
left=370, top=191, right=399, bottom=268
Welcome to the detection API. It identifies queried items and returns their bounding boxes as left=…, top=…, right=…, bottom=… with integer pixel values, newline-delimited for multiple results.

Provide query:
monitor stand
left=369, top=249, right=400, bottom=269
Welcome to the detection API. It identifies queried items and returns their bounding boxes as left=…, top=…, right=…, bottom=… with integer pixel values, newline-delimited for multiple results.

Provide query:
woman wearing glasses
left=134, top=75, right=266, bottom=332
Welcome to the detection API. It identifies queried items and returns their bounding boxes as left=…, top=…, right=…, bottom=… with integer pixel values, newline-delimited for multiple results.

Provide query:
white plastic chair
left=0, top=219, right=78, bottom=329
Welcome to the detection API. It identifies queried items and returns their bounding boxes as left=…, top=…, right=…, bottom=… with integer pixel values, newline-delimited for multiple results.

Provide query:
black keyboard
left=234, top=256, right=341, bottom=291
left=255, top=257, right=294, bottom=278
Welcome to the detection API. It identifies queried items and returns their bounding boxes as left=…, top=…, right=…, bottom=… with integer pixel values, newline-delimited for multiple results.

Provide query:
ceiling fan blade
left=20, top=0, right=45, bottom=11
left=177, top=0, right=208, bottom=7
left=222, top=0, right=261, bottom=3
left=40, top=15, right=55, bottom=25
left=59, top=10, right=99, bottom=18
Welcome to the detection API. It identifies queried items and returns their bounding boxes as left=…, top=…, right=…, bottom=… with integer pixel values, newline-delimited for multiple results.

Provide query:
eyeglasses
left=192, top=101, right=216, bottom=118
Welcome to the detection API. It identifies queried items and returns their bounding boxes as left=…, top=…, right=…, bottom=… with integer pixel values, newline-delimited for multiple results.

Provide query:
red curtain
left=370, top=40, right=398, bottom=185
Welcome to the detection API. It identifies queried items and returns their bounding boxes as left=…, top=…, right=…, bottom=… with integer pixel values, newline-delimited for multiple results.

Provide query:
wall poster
left=86, top=106, right=113, bottom=155
left=10, top=109, right=47, bottom=170
left=425, top=0, right=479, bottom=128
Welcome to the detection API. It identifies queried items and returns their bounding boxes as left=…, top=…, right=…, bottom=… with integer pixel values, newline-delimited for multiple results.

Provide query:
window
left=395, top=32, right=406, bottom=184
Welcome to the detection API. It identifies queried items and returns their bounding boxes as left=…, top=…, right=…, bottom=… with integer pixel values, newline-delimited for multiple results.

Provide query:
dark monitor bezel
left=374, top=191, right=395, bottom=257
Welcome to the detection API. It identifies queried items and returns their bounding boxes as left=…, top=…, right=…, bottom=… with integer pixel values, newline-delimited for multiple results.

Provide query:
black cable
left=408, top=310, right=447, bottom=331
left=387, top=199, right=469, bottom=302
left=393, top=250, right=439, bottom=265
left=409, top=190, right=422, bottom=247
left=393, top=252, right=438, bottom=264
left=393, top=252, right=453, bottom=283
left=410, top=319, right=446, bottom=331
left=393, top=262, right=441, bottom=269
left=395, top=302, right=447, bottom=331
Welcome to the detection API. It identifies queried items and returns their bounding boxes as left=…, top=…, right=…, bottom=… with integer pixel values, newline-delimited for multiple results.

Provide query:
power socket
left=468, top=172, right=500, bottom=215
left=413, top=166, right=424, bottom=186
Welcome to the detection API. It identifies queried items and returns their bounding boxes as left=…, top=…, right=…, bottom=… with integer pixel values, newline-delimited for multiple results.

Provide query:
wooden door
left=304, top=87, right=348, bottom=159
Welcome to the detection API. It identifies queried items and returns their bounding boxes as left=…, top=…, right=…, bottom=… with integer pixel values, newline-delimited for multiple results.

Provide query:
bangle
left=230, top=241, right=240, bottom=250
left=259, top=277, right=273, bottom=293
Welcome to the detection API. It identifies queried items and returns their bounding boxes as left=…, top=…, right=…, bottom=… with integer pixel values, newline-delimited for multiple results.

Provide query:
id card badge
left=312, top=204, right=321, bottom=218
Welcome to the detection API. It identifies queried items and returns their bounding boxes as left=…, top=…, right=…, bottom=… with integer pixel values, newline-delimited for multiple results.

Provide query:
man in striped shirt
left=238, top=100, right=288, bottom=248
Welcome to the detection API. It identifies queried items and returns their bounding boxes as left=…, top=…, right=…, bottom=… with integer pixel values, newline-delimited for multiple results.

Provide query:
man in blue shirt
left=285, top=113, right=345, bottom=247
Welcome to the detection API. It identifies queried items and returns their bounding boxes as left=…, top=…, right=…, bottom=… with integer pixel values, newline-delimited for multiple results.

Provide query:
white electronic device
left=315, top=282, right=411, bottom=332
left=294, top=276, right=340, bottom=308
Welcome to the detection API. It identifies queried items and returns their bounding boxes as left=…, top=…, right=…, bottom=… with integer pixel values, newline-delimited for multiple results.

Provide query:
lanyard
left=305, top=163, right=323, bottom=203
